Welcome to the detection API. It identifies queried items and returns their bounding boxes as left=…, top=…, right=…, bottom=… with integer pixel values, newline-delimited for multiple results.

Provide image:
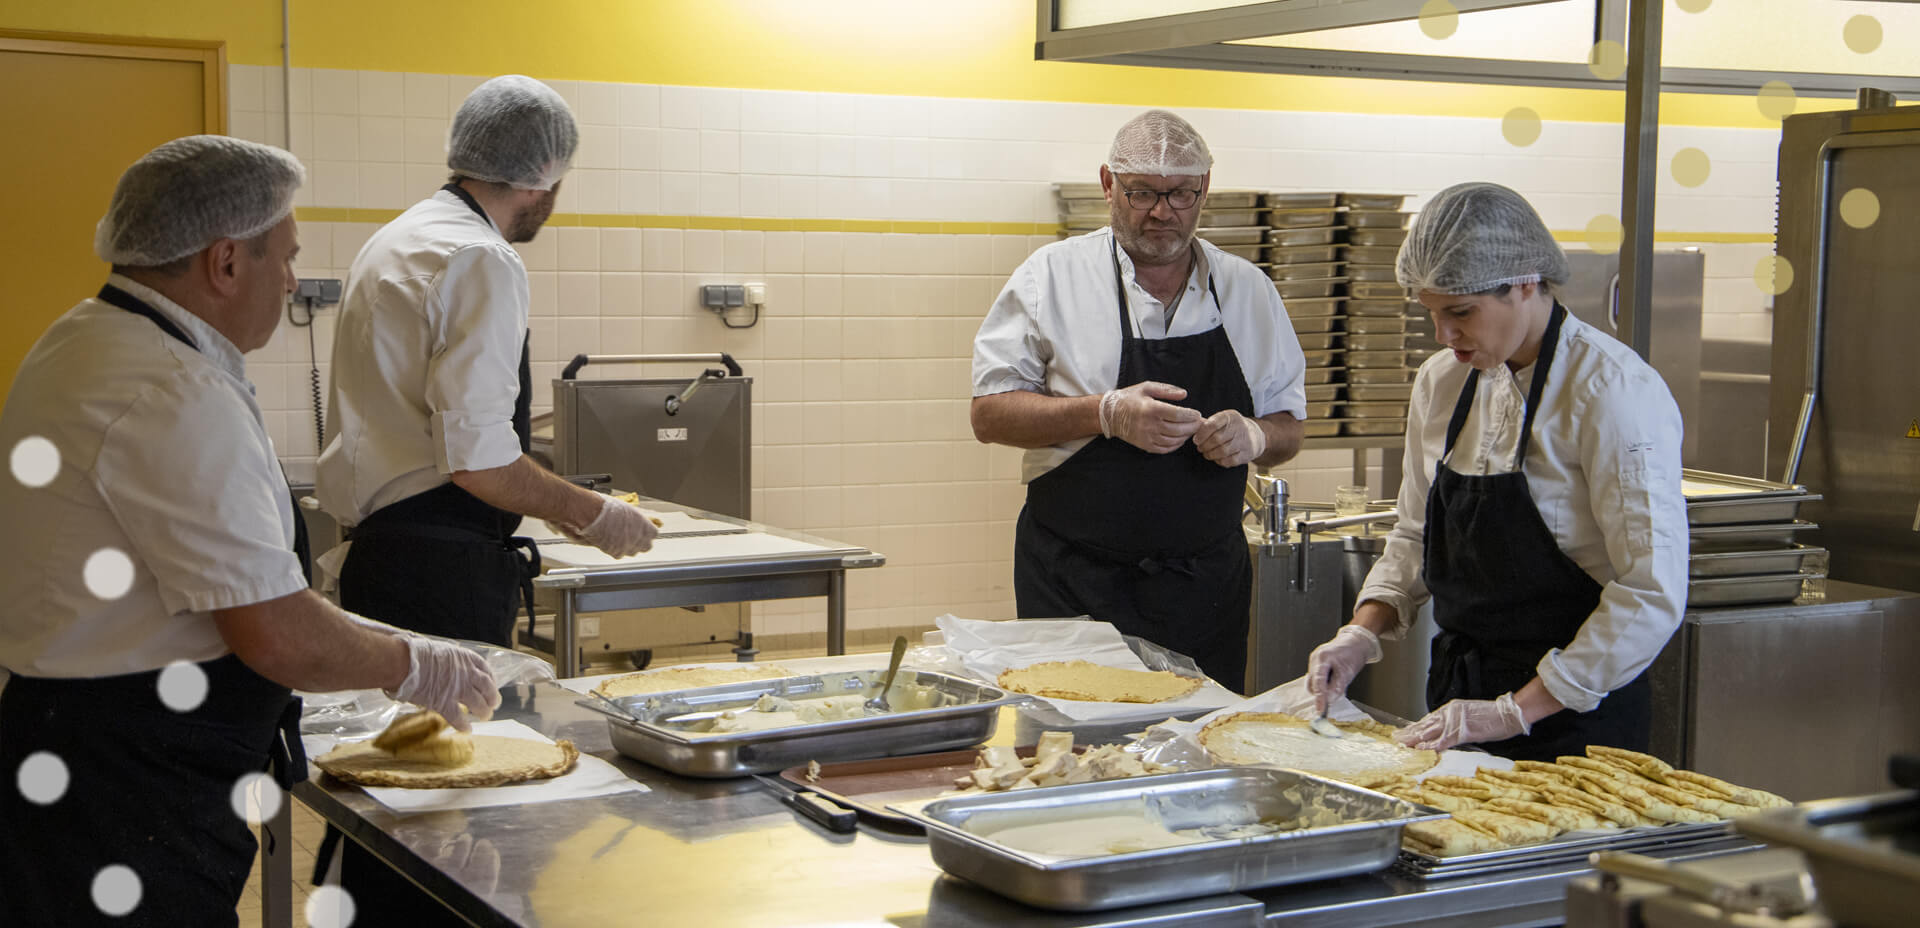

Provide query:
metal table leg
left=827, top=569, right=846, bottom=655
left=556, top=590, right=580, bottom=678
left=260, top=800, right=293, bottom=928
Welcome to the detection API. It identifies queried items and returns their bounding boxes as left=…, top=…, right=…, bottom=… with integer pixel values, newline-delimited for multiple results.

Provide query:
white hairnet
left=1106, top=109, right=1213, bottom=177
left=94, top=135, right=304, bottom=267
left=1396, top=182, right=1570, bottom=295
left=448, top=75, right=577, bottom=191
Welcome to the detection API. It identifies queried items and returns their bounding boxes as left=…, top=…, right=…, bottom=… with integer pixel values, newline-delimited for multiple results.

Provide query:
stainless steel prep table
left=268, top=679, right=1764, bottom=928
left=520, top=497, right=884, bottom=677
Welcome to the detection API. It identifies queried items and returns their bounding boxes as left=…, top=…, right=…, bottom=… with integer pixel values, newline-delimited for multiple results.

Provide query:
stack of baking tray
left=1396, top=820, right=1735, bottom=881
left=1051, top=184, right=1270, bottom=264
left=1682, top=469, right=1826, bottom=607
left=1331, top=194, right=1413, bottom=437
left=1264, top=192, right=1348, bottom=434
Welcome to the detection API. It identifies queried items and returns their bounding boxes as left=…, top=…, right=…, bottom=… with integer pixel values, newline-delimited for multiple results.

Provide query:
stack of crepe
left=1377, top=745, right=1791, bottom=857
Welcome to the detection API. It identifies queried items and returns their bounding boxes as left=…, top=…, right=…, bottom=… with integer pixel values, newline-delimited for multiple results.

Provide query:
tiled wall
left=230, top=64, right=1784, bottom=641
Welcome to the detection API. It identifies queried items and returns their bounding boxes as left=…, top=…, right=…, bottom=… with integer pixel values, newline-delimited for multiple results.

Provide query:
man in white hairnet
left=1304, top=182, right=1686, bottom=760
left=0, top=136, right=498, bottom=925
left=970, top=110, right=1308, bottom=692
left=319, top=75, right=656, bottom=650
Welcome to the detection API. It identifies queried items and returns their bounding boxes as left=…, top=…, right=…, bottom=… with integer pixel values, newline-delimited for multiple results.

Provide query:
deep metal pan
left=590, top=670, right=1017, bottom=778
left=1339, top=193, right=1407, bottom=210
left=1270, top=261, right=1343, bottom=280
left=1267, top=191, right=1340, bottom=208
left=1266, top=226, right=1343, bottom=247
left=1686, top=571, right=1822, bottom=607
left=1689, top=544, right=1826, bottom=578
left=1346, top=382, right=1414, bottom=402
left=1274, top=277, right=1347, bottom=299
left=1204, top=189, right=1261, bottom=209
left=1346, top=209, right=1409, bottom=229
left=1294, top=333, right=1342, bottom=350
left=1687, top=494, right=1824, bottom=525
left=906, top=767, right=1445, bottom=911
left=1282, top=296, right=1343, bottom=317
left=1346, top=315, right=1406, bottom=334
left=1688, top=520, right=1820, bottom=550
left=1268, top=243, right=1342, bottom=263
left=1268, top=207, right=1340, bottom=228
left=1290, top=314, right=1343, bottom=334
left=1397, top=821, right=1733, bottom=881
left=1347, top=227, right=1410, bottom=246
left=1342, top=419, right=1406, bottom=436
left=1195, top=226, right=1265, bottom=245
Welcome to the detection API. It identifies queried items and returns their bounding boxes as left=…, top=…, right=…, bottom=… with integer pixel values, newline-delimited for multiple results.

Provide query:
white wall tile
left=660, top=85, right=702, bottom=129
left=660, top=172, right=698, bottom=214
left=600, top=272, right=643, bottom=316
left=618, top=171, right=659, bottom=214
left=684, top=229, right=725, bottom=273
left=357, top=116, right=405, bottom=162
left=699, top=173, right=740, bottom=216
left=402, top=72, right=447, bottom=118
left=358, top=70, right=405, bottom=117
left=556, top=272, right=600, bottom=315
left=311, top=160, right=357, bottom=207
left=659, top=128, right=701, bottom=173
left=403, top=117, right=447, bottom=164
left=618, top=83, right=660, bottom=127
left=555, top=227, right=600, bottom=271
left=355, top=163, right=403, bottom=208
left=310, top=69, right=358, bottom=115
left=311, top=115, right=358, bottom=161
left=739, top=174, right=780, bottom=216
left=568, top=168, right=618, bottom=214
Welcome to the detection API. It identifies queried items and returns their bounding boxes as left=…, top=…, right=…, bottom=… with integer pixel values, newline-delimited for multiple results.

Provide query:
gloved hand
left=1194, top=410, right=1267, bottom=467
left=391, top=636, right=501, bottom=732
left=1099, top=381, right=1202, bottom=453
left=569, top=494, right=658, bottom=558
left=1305, top=624, right=1383, bottom=715
left=1394, top=692, right=1530, bottom=752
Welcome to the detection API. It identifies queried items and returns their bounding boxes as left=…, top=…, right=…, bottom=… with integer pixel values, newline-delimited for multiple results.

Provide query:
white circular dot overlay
left=92, top=864, right=142, bottom=917
left=230, top=772, right=284, bottom=826
left=10, top=436, right=59, bottom=488
left=306, top=885, right=358, bottom=928
left=17, top=751, right=70, bottom=805
left=1839, top=188, right=1880, bottom=229
left=1844, top=15, right=1882, bottom=54
left=1419, top=0, right=1459, bottom=39
left=157, top=660, right=209, bottom=713
left=83, top=548, right=135, bottom=601
left=1502, top=107, right=1542, bottom=147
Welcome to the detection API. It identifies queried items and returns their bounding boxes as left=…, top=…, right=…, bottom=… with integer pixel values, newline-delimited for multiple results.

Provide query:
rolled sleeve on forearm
left=430, top=410, right=524, bottom=475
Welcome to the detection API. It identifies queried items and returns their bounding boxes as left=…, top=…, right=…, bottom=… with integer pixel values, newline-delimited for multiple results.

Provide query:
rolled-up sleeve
left=1354, top=363, right=1439, bottom=638
left=1536, top=365, right=1689, bottom=713
left=425, top=243, right=528, bottom=474
left=971, top=264, right=1050, bottom=397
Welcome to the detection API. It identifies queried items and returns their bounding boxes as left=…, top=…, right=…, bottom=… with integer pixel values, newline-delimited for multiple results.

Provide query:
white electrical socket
left=745, top=282, right=766, bottom=306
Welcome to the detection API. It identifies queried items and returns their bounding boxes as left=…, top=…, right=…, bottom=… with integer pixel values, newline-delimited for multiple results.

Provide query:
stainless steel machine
left=1769, top=95, right=1920, bottom=593
left=1562, top=249, right=1706, bottom=464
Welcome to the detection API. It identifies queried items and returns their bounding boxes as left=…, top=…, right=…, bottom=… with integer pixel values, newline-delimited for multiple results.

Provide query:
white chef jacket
left=317, top=189, right=529, bottom=526
left=0, top=275, right=307, bottom=678
left=1357, top=311, right=1688, bottom=713
left=972, top=227, right=1309, bottom=483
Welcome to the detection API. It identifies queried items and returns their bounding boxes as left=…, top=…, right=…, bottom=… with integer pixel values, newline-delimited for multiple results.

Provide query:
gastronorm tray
left=1346, top=315, right=1407, bottom=334
left=589, top=670, right=1017, bottom=778
left=1283, top=296, right=1343, bottom=317
left=1302, top=366, right=1342, bottom=385
left=1350, top=281, right=1411, bottom=300
left=1348, top=227, right=1410, bottom=246
left=1347, top=333, right=1408, bottom=350
left=1205, top=190, right=1262, bottom=209
left=1396, top=821, right=1733, bottom=882
left=1339, top=193, right=1407, bottom=210
left=1349, top=366, right=1415, bottom=384
left=1305, top=401, right=1335, bottom=419
left=1681, top=469, right=1820, bottom=525
left=1270, top=261, right=1343, bottom=280
left=1734, top=790, right=1920, bottom=928
left=1197, top=209, right=1260, bottom=226
left=1686, top=571, right=1821, bottom=607
left=1275, top=277, right=1347, bottom=298
left=1267, top=207, right=1340, bottom=227
left=1268, top=243, right=1342, bottom=263
left=1347, top=349, right=1409, bottom=369
left=907, top=767, right=1446, bottom=911
left=1266, top=191, right=1341, bottom=208
left=1340, top=401, right=1408, bottom=419
left=1342, top=418, right=1407, bottom=436
left=1348, top=298, right=1414, bottom=316
left=1347, top=264, right=1400, bottom=282
left=1346, top=382, right=1414, bottom=402
left=1267, top=227, right=1344, bottom=249
left=1295, top=333, right=1342, bottom=351
left=1291, top=314, right=1342, bottom=334
left=1215, top=243, right=1264, bottom=262
left=1688, top=520, right=1818, bottom=550
left=1302, top=348, right=1344, bottom=366
left=1304, top=383, right=1343, bottom=401
left=1054, top=182, right=1103, bottom=199
left=1344, top=244, right=1402, bottom=264
left=1689, top=544, right=1825, bottom=578
left=1347, top=209, right=1409, bottom=229
left=1304, top=418, right=1343, bottom=437
left=774, top=746, right=1026, bottom=831
left=1196, top=226, right=1266, bottom=245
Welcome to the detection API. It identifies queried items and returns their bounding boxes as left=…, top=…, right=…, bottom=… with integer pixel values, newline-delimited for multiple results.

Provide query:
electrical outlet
left=295, top=278, right=343, bottom=306
left=745, top=282, right=766, bottom=306
left=699, top=284, right=745, bottom=311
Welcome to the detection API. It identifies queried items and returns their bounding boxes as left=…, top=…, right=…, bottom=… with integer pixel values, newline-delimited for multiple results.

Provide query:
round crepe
left=592, top=664, right=796, bottom=699
left=315, top=736, right=579, bottom=789
left=995, top=660, right=1205, bottom=703
left=1197, top=711, right=1437, bottom=788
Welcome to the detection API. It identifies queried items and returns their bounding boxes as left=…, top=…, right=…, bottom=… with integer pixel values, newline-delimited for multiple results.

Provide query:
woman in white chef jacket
left=1304, top=182, right=1689, bottom=761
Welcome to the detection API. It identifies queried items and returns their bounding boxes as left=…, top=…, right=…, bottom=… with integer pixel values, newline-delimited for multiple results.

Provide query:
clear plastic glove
left=1099, top=381, right=1202, bottom=454
left=1394, top=692, right=1530, bottom=752
left=391, top=636, right=501, bottom=732
left=1306, top=625, right=1382, bottom=715
left=570, top=494, right=658, bottom=558
left=1193, top=410, right=1268, bottom=467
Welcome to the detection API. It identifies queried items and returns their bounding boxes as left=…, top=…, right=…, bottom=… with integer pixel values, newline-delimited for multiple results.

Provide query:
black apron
left=1421, top=303, right=1651, bottom=761
left=337, top=182, right=541, bottom=648
left=0, top=285, right=309, bottom=927
left=1014, top=240, right=1255, bottom=692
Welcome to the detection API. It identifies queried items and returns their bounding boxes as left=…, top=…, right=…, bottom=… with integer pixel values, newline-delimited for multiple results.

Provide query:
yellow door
left=0, top=31, right=223, bottom=404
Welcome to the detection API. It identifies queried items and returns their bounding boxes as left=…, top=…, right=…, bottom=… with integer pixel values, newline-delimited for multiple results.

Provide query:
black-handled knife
left=753, top=775, right=857, bottom=833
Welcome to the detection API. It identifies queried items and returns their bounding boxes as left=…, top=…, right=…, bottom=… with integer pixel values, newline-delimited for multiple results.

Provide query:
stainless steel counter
left=271, top=675, right=1763, bottom=928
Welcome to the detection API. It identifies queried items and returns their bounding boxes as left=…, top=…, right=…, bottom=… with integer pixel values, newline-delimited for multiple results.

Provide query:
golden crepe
left=1483, top=797, right=1608, bottom=832
left=592, top=664, right=797, bottom=699
left=995, top=660, right=1205, bottom=704
left=1197, top=712, right=1438, bottom=788
left=1452, top=808, right=1561, bottom=844
left=372, top=710, right=474, bottom=766
left=316, top=734, right=579, bottom=789
left=1404, top=818, right=1507, bottom=856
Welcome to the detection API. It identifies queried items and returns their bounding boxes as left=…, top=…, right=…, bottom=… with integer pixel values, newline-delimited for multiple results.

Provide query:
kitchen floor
left=236, top=638, right=899, bottom=924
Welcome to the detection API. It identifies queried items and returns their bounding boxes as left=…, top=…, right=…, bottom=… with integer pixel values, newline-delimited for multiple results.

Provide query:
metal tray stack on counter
left=1053, top=182, right=1110, bottom=236
left=1262, top=192, right=1348, bottom=436
left=1191, top=189, right=1269, bottom=264
left=1681, top=469, right=1827, bottom=607
left=1334, top=193, right=1416, bottom=437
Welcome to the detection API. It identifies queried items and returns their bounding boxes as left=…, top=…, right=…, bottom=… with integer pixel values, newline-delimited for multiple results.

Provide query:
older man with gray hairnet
left=0, top=136, right=498, bottom=925
left=971, top=110, right=1309, bottom=691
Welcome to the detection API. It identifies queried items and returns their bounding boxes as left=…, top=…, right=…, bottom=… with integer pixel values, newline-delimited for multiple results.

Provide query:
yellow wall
left=0, top=0, right=1849, bottom=127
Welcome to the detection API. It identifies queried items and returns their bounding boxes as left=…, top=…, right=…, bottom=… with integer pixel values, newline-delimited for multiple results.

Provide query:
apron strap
left=1439, top=302, right=1571, bottom=466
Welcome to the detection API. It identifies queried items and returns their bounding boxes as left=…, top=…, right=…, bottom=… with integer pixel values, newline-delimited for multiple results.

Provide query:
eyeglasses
left=1119, top=187, right=1202, bottom=211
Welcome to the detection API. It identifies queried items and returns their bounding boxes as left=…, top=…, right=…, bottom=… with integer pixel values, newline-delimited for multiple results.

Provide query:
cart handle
left=562, top=353, right=743, bottom=380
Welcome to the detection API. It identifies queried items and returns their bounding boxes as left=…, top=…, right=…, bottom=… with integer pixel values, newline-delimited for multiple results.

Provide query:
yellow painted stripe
left=1548, top=230, right=1776, bottom=244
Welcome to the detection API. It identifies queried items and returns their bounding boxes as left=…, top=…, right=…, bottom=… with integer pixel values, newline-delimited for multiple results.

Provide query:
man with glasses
left=970, top=110, right=1308, bottom=692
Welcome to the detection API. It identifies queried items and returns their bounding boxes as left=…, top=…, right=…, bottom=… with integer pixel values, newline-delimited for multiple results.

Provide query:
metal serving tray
left=1215, top=244, right=1264, bottom=262
left=1266, top=191, right=1341, bottom=208
left=1346, top=209, right=1409, bottom=229
left=1348, top=298, right=1413, bottom=316
left=1347, top=333, right=1407, bottom=350
left=1348, top=227, right=1410, bottom=246
left=1206, top=190, right=1262, bottom=209
left=1346, top=263, right=1400, bottom=282
left=907, top=767, right=1446, bottom=911
left=1295, top=333, right=1341, bottom=351
left=1291, top=314, right=1342, bottom=334
left=1268, top=243, right=1342, bottom=263
left=1304, top=418, right=1343, bottom=437
left=1348, top=366, right=1414, bottom=384
left=1283, top=296, right=1343, bottom=317
left=1347, top=349, right=1408, bottom=369
left=1396, top=821, right=1732, bottom=882
left=1054, top=182, right=1102, bottom=199
left=1304, top=383, right=1343, bottom=401
left=1681, top=469, right=1819, bottom=525
left=1267, top=226, right=1343, bottom=247
left=1275, top=277, right=1347, bottom=298
left=1689, top=544, right=1825, bottom=578
left=1198, top=209, right=1260, bottom=226
left=1344, top=244, right=1402, bottom=264
left=1269, top=207, right=1340, bottom=228
left=1339, top=193, right=1407, bottom=210
left=1735, top=790, right=1920, bottom=928
left=1342, top=418, right=1407, bottom=436
left=1196, top=226, right=1266, bottom=245
left=1350, top=281, right=1410, bottom=300
left=1686, top=571, right=1822, bottom=607
left=1346, top=315, right=1406, bottom=334
left=592, top=670, right=1017, bottom=778
left=1305, top=401, right=1335, bottom=419
left=1302, top=348, right=1344, bottom=366
left=1347, top=382, right=1414, bottom=402
left=1688, top=520, right=1819, bottom=550
left=1270, top=261, right=1343, bottom=280
left=1340, top=401, right=1409, bottom=419
left=1302, top=366, right=1342, bottom=385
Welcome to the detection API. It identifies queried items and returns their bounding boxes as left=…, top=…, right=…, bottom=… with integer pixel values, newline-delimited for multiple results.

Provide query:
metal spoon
left=1309, top=713, right=1344, bottom=739
left=863, top=636, right=909, bottom=714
